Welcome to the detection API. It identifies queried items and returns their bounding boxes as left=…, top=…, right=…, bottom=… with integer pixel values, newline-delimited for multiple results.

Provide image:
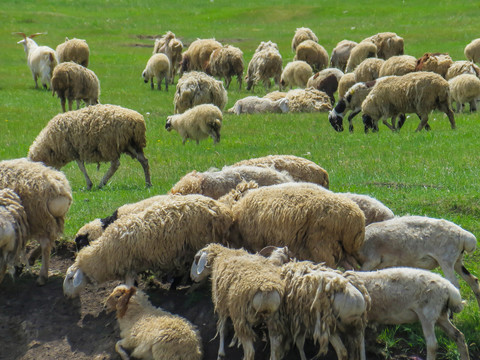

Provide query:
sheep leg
left=32, top=72, right=39, bottom=89
left=115, top=340, right=131, bottom=360
left=437, top=260, right=460, bottom=288
left=454, top=258, right=480, bottom=309
left=99, top=159, right=120, bottom=188
left=68, top=99, right=74, bottom=111
left=164, top=74, right=169, bottom=92
left=417, top=312, right=438, bottom=360
left=127, top=145, right=152, bottom=187
left=237, top=74, right=242, bottom=90
left=436, top=314, right=470, bottom=360
left=76, top=100, right=81, bottom=110
left=295, top=334, right=307, bottom=360
left=217, top=317, right=227, bottom=359
left=415, top=115, right=430, bottom=132
left=347, top=109, right=361, bottom=133
left=37, top=237, right=51, bottom=286
left=60, top=97, right=67, bottom=113
left=225, top=76, right=231, bottom=90
left=150, top=78, right=154, bottom=90
left=76, top=160, right=94, bottom=190
left=397, top=114, right=407, bottom=129
left=240, top=337, right=255, bottom=360
left=329, top=333, right=348, bottom=360
left=469, top=100, right=477, bottom=112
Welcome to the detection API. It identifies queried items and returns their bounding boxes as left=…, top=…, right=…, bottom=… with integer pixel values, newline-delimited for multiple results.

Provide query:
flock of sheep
left=2, top=27, right=480, bottom=360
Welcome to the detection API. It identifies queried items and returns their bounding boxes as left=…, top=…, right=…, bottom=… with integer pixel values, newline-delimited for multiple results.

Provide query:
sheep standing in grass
left=353, top=58, right=384, bottom=82
left=294, top=40, right=329, bottom=72
left=0, top=158, right=72, bottom=285
left=345, top=41, right=377, bottom=73
left=307, top=68, right=343, bottom=104
left=142, top=53, right=170, bottom=91
left=180, top=38, right=222, bottom=75
left=291, top=27, right=318, bottom=52
left=153, top=31, right=183, bottom=84
left=166, top=103, right=222, bottom=145
left=55, top=37, right=89, bottom=67
left=337, top=72, right=356, bottom=98
left=415, top=52, right=453, bottom=78
left=28, top=104, right=151, bottom=190
left=227, top=96, right=289, bottom=114
left=205, top=44, right=244, bottom=90
left=280, top=60, right=313, bottom=90
left=105, top=285, right=203, bottom=360
left=363, top=32, right=404, bottom=60
left=445, top=61, right=480, bottom=80
left=331, top=40, right=358, bottom=72
left=378, top=54, right=417, bottom=77
left=245, top=41, right=283, bottom=91
left=464, top=38, right=480, bottom=63
left=448, top=73, right=480, bottom=112
left=51, top=61, right=100, bottom=112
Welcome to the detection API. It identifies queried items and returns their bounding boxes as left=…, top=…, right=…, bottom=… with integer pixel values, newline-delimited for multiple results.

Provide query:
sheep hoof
left=36, top=275, right=47, bottom=286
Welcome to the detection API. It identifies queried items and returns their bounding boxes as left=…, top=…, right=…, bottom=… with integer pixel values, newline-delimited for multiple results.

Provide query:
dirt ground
left=0, top=243, right=420, bottom=360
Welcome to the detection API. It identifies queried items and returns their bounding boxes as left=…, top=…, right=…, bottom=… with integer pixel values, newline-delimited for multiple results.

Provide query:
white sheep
left=415, top=52, right=453, bottom=78
left=291, top=27, right=318, bottom=52
left=165, top=103, right=222, bottom=145
left=362, top=32, right=404, bottom=60
left=445, top=60, right=480, bottom=81
left=142, top=53, right=170, bottom=91
left=294, top=40, right=329, bottom=72
left=345, top=41, right=377, bottom=73
left=339, top=192, right=394, bottom=225
left=63, top=194, right=234, bottom=297
left=28, top=104, right=151, bottom=190
left=51, top=61, right=100, bottom=112
left=280, top=60, right=313, bottom=90
left=153, top=31, right=183, bottom=84
left=14, top=32, right=57, bottom=89
left=227, top=96, right=289, bottom=115
left=55, top=37, right=90, bottom=67
left=180, top=38, right=222, bottom=75
left=448, top=73, right=480, bottom=112
left=353, top=57, right=384, bottom=82
left=355, top=215, right=480, bottom=309
left=205, top=44, right=244, bottom=90
left=174, top=71, right=227, bottom=113
left=284, top=87, right=332, bottom=113
left=105, top=285, right=203, bottom=360
left=330, top=40, right=358, bottom=72
left=378, top=54, right=417, bottom=77
left=464, top=38, right=480, bottom=63
left=245, top=41, right=283, bottom=91
left=0, top=158, right=72, bottom=285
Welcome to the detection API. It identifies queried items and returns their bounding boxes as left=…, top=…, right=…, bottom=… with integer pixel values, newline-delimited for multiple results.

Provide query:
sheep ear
left=116, top=287, right=136, bottom=318
left=73, top=269, right=84, bottom=287
left=197, top=252, right=208, bottom=275
left=258, top=246, right=276, bottom=258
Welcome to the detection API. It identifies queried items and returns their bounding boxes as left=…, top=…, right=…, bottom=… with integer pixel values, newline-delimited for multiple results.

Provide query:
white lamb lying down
left=227, top=96, right=289, bottom=114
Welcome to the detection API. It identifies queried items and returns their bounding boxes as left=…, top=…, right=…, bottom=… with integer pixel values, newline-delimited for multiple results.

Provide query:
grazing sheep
left=28, top=104, right=151, bottom=190
left=0, top=158, right=72, bottom=285
left=232, top=154, right=329, bottom=189
left=227, top=96, right=289, bottom=114
left=378, top=54, right=417, bottom=77
left=153, top=31, right=183, bottom=84
left=363, top=32, right=404, bottom=60
left=63, top=194, right=233, bottom=297
left=55, top=37, right=89, bottom=67
left=174, top=71, right=227, bottom=113
left=345, top=41, right=377, bottom=73
left=166, top=103, right=222, bottom=145
left=285, top=87, right=332, bottom=112
left=330, top=40, right=358, bottom=72
left=105, top=285, right=203, bottom=360
left=448, top=73, right=480, bottom=112
left=415, top=52, right=453, bottom=78
left=339, top=192, right=394, bottom=225
left=356, top=215, right=480, bottom=309
left=306, top=71, right=341, bottom=105
left=142, top=53, right=170, bottom=91
left=280, top=60, right=313, bottom=90
left=337, top=72, right=356, bottom=98
left=205, top=44, right=244, bottom=90
left=353, top=58, right=384, bottom=82
left=291, top=27, right=318, bottom=52
left=51, top=61, right=100, bottom=112
left=294, top=40, right=329, bottom=72
left=169, top=165, right=294, bottom=199
left=362, top=71, right=456, bottom=132
left=464, top=38, right=480, bottom=63
left=14, top=32, right=57, bottom=89
left=0, top=189, right=29, bottom=283
left=445, top=60, right=480, bottom=80
left=180, top=38, right=222, bottom=75
left=245, top=41, right=283, bottom=91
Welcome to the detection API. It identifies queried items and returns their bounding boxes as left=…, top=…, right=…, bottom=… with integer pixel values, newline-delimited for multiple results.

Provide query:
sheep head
left=328, top=99, right=346, bottom=132
left=190, top=249, right=212, bottom=282
left=63, top=264, right=88, bottom=298
left=105, top=285, right=137, bottom=318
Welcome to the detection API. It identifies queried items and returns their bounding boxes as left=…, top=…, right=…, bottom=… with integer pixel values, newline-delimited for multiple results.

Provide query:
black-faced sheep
left=378, top=54, right=417, bottom=77
left=353, top=57, right=384, bottom=82
left=105, top=285, right=203, bottom=360
left=166, top=103, right=222, bottom=145
left=291, top=27, right=318, bottom=52
left=448, top=73, right=480, bottom=112
left=227, top=96, right=289, bottom=115
left=180, top=38, right=222, bottom=75
left=280, top=60, right=313, bottom=90
left=55, top=37, right=90, bottom=67
left=28, top=104, right=151, bottom=190
left=415, top=52, right=453, bottom=78
left=294, top=40, right=329, bottom=72
left=205, top=44, right=244, bottom=90
left=363, top=32, right=404, bottom=60
left=330, top=40, right=358, bottom=72
left=464, top=38, right=480, bottom=64
left=345, top=41, right=377, bottom=73
left=142, top=53, right=170, bottom=91
left=245, top=41, right=283, bottom=91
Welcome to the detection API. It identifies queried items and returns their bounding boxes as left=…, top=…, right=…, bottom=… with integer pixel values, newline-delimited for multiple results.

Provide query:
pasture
left=1, top=0, right=479, bottom=359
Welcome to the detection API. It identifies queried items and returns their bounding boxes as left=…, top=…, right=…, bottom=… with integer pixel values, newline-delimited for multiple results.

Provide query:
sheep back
left=445, top=60, right=480, bottom=80
left=363, top=32, right=404, bottom=60
left=353, top=58, right=385, bottom=82
left=206, top=44, right=244, bottom=89
left=378, top=55, right=417, bottom=77
left=464, top=38, right=480, bottom=63
left=281, top=60, right=313, bottom=89
left=337, top=72, right=356, bottom=98
left=339, top=192, right=394, bottom=225
left=448, top=73, right=480, bottom=108
left=294, top=40, right=329, bottom=72
left=55, top=38, right=90, bottom=67
left=181, top=38, right=222, bottom=73
left=345, top=41, right=378, bottom=73
left=415, top=53, right=453, bottom=78
left=330, top=40, right=358, bottom=72
left=291, top=27, right=318, bottom=52
left=245, top=46, right=283, bottom=91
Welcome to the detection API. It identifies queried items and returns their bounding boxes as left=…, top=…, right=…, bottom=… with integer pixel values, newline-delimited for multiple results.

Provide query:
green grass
left=1, top=0, right=480, bottom=358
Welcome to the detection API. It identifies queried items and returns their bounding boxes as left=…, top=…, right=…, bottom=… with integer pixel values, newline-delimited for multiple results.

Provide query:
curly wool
left=56, top=38, right=90, bottom=67
left=379, top=55, right=417, bottom=77
left=285, top=87, right=332, bottom=112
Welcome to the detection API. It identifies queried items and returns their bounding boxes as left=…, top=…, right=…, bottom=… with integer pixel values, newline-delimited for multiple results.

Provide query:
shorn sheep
left=245, top=41, right=283, bottom=91
left=142, top=53, right=170, bottom=91
left=464, top=38, right=480, bottom=64
left=0, top=158, right=72, bottom=285
left=105, top=285, right=203, bottom=360
left=28, top=104, right=151, bottom=190
left=339, top=192, right=394, bottom=225
left=174, top=71, right=227, bottom=113
left=280, top=60, right=313, bottom=90
left=165, top=103, right=222, bottom=145
left=378, top=54, right=417, bottom=77
left=227, top=96, right=289, bottom=115
left=15, top=32, right=57, bottom=89
left=363, top=32, right=404, bottom=60
left=331, top=40, right=358, bottom=72
left=180, top=38, right=222, bottom=75
left=294, top=40, right=329, bottom=72
left=362, top=71, right=456, bottom=132
left=345, top=41, right=377, bottom=73
left=205, top=44, right=244, bottom=90
left=55, top=37, right=90, bottom=67
left=153, top=31, right=183, bottom=84
left=355, top=215, right=480, bottom=309
left=291, top=27, right=318, bottom=52
left=51, top=61, right=100, bottom=112
left=63, top=194, right=233, bottom=297
left=448, top=73, right=480, bottom=112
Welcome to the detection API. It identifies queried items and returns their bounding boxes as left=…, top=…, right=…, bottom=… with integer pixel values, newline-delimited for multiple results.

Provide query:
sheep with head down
left=280, top=60, right=313, bottom=90
left=142, top=53, right=170, bottom=91
left=245, top=41, right=283, bottom=91
left=378, top=55, right=417, bottom=77
left=464, top=38, right=480, bottom=64
left=205, top=44, right=244, bottom=90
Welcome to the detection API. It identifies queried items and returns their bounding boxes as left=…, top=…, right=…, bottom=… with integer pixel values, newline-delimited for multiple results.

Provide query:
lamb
left=169, top=165, right=294, bottom=199
left=0, top=158, right=72, bottom=285
left=345, top=41, right=377, bottom=73
left=153, top=31, right=183, bottom=84
left=415, top=52, right=454, bottom=78
left=180, top=38, right=222, bottom=75
left=165, top=103, right=222, bottom=145
left=306, top=70, right=342, bottom=105
left=51, top=61, right=100, bottom=112
left=330, top=40, right=358, bottom=72
left=291, top=27, right=318, bottom=52
left=339, top=192, right=394, bottom=225
left=227, top=96, right=289, bottom=114
left=464, top=38, right=480, bottom=63
left=55, top=37, right=90, bottom=67
left=232, top=154, right=330, bottom=189
left=174, top=71, right=227, bottom=113
left=245, top=41, right=283, bottom=91
left=63, top=194, right=233, bottom=297
left=142, top=53, right=170, bottom=91
left=448, top=73, right=480, bottom=112
left=0, top=189, right=29, bottom=283
left=362, top=71, right=456, bottom=132
left=14, top=32, right=57, bottom=89
left=280, top=60, right=313, bottom=90
left=205, top=44, right=244, bottom=90
left=294, top=40, right=329, bottom=72
left=445, top=60, right=480, bottom=81
left=284, top=87, right=332, bottom=112
left=105, top=285, right=203, bottom=360
left=28, top=104, right=151, bottom=190
left=355, top=215, right=480, bottom=309
left=353, top=57, right=384, bottom=82
left=337, top=72, right=356, bottom=98
left=362, top=32, right=404, bottom=60
left=378, top=54, right=417, bottom=77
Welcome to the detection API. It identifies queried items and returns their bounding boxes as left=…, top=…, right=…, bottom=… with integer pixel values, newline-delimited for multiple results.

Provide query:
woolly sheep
left=63, top=194, right=234, bottom=298
left=345, top=41, right=377, bottom=73
left=294, top=40, right=329, bottom=72
left=448, top=74, right=480, bottom=112
left=55, top=37, right=89, bottom=67
left=339, top=192, right=394, bottom=225
left=291, top=27, right=318, bottom=52
left=153, top=31, right=183, bottom=84
left=105, top=285, right=203, bottom=360
left=15, top=32, right=57, bottom=89
left=415, top=52, right=453, bottom=78
left=362, top=72, right=456, bottom=132
left=337, top=72, right=356, bottom=98
left=263, top=91, right=288, bottom=101
left=0, top=158, right=72, bottom=285
left=280, top=60, right=313, bottom=90
left=378, top=54, right=417, bottom=77
left=28, top=104, right=151, bottom=190
left=227, top=96, right=289, bottom=114
left=0, top=189, right=29, bottom=283
left=306, top=71, right=341, bottom=105
left=464, top=38, right=480, bottom=64
left=174, top=71, right=227, bottom=113
left=165, top=103, right=222, bottom=145
left=363, top=32, right=404, bottom=60
left=445, top=60, right=480, bottom=81
left=205, top=44, right=244, bottom=90
left=353, top=57, right=384, bottom=82
left=51, top=61, right=100, bottom=112
left=245, top=42, right=283, bottom=91
left=330, top=40, right=358, bottom=72
left=180, top=38, right=222, bottom=75
left=356, top=215, right=480, bottom=309
left=142, top=53, right=170, bottom=91
left=232, top=154, right=330, bottom=189
left=169, top=165, right=294, bottom=199
left=285, top=87, right=332, bottom=112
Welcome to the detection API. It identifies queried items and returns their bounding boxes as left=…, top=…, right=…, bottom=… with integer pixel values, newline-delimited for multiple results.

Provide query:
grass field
left=1, top=0, right=480, bottom=358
